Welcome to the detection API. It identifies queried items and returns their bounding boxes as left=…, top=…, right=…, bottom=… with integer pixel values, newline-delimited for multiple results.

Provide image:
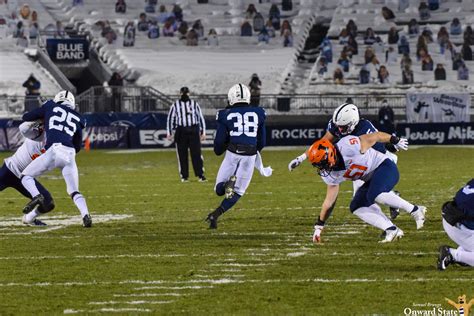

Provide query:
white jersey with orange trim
left=321, top=135, right=389, bottom=185
left=4, top=139, right=46, bottom=178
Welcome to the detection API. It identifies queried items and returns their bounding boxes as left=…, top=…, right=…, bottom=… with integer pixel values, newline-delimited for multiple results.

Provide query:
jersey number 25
left=227, top=112, right=258, bottom=137
left=49, top=107, right=80, bottom=137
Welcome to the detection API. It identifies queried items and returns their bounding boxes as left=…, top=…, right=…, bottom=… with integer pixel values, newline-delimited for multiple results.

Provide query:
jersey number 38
left=227, top=112, right=258, bottom=137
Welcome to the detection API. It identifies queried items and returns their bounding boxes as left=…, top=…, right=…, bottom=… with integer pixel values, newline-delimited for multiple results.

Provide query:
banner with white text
left=406, top=93, right=470, bottom=123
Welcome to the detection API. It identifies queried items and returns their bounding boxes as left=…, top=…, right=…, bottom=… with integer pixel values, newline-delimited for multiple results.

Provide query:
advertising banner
left=82, top=126, right=129, bottom=149
left=397, top=123, right=474, bottom=145
left=46, top=38, right=89, bottom=62
left=406, top=93, right=470, bottom=123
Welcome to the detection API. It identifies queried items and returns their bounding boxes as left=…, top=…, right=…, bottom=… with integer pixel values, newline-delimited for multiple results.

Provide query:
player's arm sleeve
left=73, top=128, right=83, bottom=153
left=256, top=109, right=266, bottom=151
left=22, top=105, right=45, bottom=121
left=213, top=122, right=228, bottom=156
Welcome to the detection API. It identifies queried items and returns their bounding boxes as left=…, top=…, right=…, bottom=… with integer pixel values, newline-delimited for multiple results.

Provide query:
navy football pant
left=0, top=163, right=53, bottom=207
left=350, top=159, right=399, bottom=212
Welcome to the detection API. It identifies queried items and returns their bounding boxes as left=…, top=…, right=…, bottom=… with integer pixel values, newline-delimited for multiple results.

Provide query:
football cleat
left=437, top=245, right=454, bottom=271
left=410, top=206, right=427, bottom=230
left=379, top=227, right=404, bottom=243
left=22, top=215, right=47, bottom=226
left=23, top=194, right=45, bottom=214
left=82, top=214, right=92, bottom=228
left=224, top=176, right=237, bottom=199
left=198, top=176, right=207, bottom=182
left=181, top=178, right=189, bottom=183
left=205, top=213, right=218, bottom=229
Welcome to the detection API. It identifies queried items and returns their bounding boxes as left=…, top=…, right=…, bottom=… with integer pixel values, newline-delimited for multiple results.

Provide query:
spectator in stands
left=398, top=35, right=410, bottom=54
left=109, top=72, right=123, bottom=86
left=258, top=27, right=270, bottom=44
left=320, top=37, right=333, bottom=63
left=163, top=18, right=175, bottom=37
left=177, top=21, right=188, bottom=40
left=367, top=55, right=381, bottom=78
left=461, top=42, right=473, bottom=61
left=402, top=64, right=414, bottom=84
left=123, top=21, right=136, bottom=46
left=316, top=56, right=328, bottom=77
left=399, top=0, right=409, bottom=12
left=421, top=27, right=433, bottom=43
left=464, top=26, right=474, bottom=45
left=249, top=73, right=262, bottom=106
left=283, top=29, right=293, bottom=47
left=22, top=74, right=41, bottom=112
left=241, top=21, right=252, bottom=36
left=408, top=19, right=419, bottom=37
left=116, top=0, right=126, bottom=13
left=269, top=4, right=281, bottom=30
left=173, top=4, right=183, bottom=23
left=339, top=28, right=350, bottom=45
left=421, top=50, right=434, bottom=71
left=192, top=20, right=204, bottom=38
left=19, top=4, right=31, bottom=20
left=265, top=19, right=275, bottom=37
left=108, top=72, right=123, bottom=112
left=388, top=27, right=399, bottom=44
left=246, top=4, right=257, bottom=20
left=444, top=40, right=456, bottom=60
left=337, top=51, right=350, bottom=72
left=359, top=64, right=371, bottom=84
left=31, top=11, right=38, bottom=24
left=386, top=46, right=397, bottom=64
left=138, top=13, right=149, bottom=32
left=158, top=5, right=172, bottom=24
left=364, top=27, right=376, bottom=45
left=145, top=0, right=156, bottom=13
left=345, top=36, right=358, bottom=56
left=450, top=18, right=462, bottom=36
left=186, top=29, right=198, bottom=46
left=333, top=68, right=344, bottom=84
left=457, top=62, right=469, bottom=80
left=378, top=99, right=395, bottom=134
left=346, top=20, right=357, bottom=38
left=437, top=27, right=450, bottom=54
left=434, top=63, right=446, bottom=80
left=364, top=46, right=376, bottom=64
left=452, top=52, right=464, bottom=70
left=147, top=21, right=159, bottom=39
left=428, top=0, right=439, bottom=10
left=373, top=36, right=385, bottom=55
left=378, top=65, right=390, bottom=83
left=282, top=0, right=293, bottom=11
left=54, top=20, right=65, bottom=38
left=382, top=6, right=395, bottom=20
left=418, top=1, right=431, bottom=20
left=207, top=28, right=218, bottom=46
left=102, top=21, right=117, bottom=44
left=400, top=53, right=412, bottom=69
left=280, top=19, right=291, bottom=37
left=416, top=38, right=428, bottom=60
left=253, top=12, right=264, bottom=32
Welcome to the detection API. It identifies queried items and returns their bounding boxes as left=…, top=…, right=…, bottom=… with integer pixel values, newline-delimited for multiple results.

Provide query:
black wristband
left=315, top=218, right=325, bottom=226
left=390, top=135, right=400, bottom=144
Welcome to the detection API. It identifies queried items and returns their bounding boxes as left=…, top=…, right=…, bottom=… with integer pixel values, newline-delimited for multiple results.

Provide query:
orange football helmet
left=308, top=139, right=337, bottom=176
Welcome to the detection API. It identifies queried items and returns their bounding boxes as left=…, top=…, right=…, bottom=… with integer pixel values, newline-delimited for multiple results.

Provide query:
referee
left=167, top=87, right=206, bottom=182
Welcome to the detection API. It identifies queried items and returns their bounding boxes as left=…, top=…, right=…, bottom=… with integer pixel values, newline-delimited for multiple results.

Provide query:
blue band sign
left=46, top=39, right=89, bottom=62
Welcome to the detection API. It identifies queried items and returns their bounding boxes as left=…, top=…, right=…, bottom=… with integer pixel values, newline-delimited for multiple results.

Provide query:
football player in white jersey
left=297, top=132, right=427, bottom=243
left=0, top=122, right=54, bottom=225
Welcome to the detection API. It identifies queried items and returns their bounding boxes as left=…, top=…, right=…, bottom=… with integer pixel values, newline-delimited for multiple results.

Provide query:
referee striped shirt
left=166, top=99, right=206, bottom=135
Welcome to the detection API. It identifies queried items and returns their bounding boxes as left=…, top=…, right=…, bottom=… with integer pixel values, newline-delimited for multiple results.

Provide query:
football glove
left=394, top=137, right=409, bottom=151
left=312, top=225, right=324, bottom=243
left=288, top=153, right=307, bottom=171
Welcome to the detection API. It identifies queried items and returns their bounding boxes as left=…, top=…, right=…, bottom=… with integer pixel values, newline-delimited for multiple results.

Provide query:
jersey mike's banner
left=406, top=93, right=470, bottom=123
left=46, top=39, right=89, bottom=62
left=397, top=122, right=474, bottom=145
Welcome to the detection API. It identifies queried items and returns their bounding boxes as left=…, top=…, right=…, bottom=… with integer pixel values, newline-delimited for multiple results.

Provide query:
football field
left=0, top=146, right=473, bottom=315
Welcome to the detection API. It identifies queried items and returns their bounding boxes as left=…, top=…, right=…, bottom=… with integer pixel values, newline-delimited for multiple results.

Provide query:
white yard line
left=64, top=308, right=152, bottom=314
left=88, top=301, right=174, bottom=305
left=113, top=293, right=187, bottom=297
left=133, top=286, right=214, bottom=290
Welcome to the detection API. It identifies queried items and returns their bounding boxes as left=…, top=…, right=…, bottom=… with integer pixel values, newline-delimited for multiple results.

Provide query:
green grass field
left=0, top=146, right=473, bottom=315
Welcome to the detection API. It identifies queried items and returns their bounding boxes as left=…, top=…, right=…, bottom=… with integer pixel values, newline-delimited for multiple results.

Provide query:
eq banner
left=406, top=93, right=470, bottom=123
left=46, top=38, right=89, bottom=62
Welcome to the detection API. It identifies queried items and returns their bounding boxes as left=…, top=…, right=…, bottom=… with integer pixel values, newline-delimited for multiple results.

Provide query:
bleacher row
left=302, top=0, right=474, bottom=94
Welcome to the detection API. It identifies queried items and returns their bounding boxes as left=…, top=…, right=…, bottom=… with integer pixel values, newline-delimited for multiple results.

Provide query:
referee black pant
left=174, top=125, right=204, bottom=180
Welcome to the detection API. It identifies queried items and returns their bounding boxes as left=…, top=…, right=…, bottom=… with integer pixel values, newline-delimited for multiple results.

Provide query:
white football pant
left=442, top=219, right=474, bottom=266
left=22, top=143, right=79, bottom=195
left=215, top=151, right=255, bottom=196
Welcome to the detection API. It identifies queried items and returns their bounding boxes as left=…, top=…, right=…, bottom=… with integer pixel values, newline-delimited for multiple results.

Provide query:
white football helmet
left=332, top=103, right=360, bottom=135
left=53, top=90, right=75, bottom=109
left=227, top=83, right=251, bottom=106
